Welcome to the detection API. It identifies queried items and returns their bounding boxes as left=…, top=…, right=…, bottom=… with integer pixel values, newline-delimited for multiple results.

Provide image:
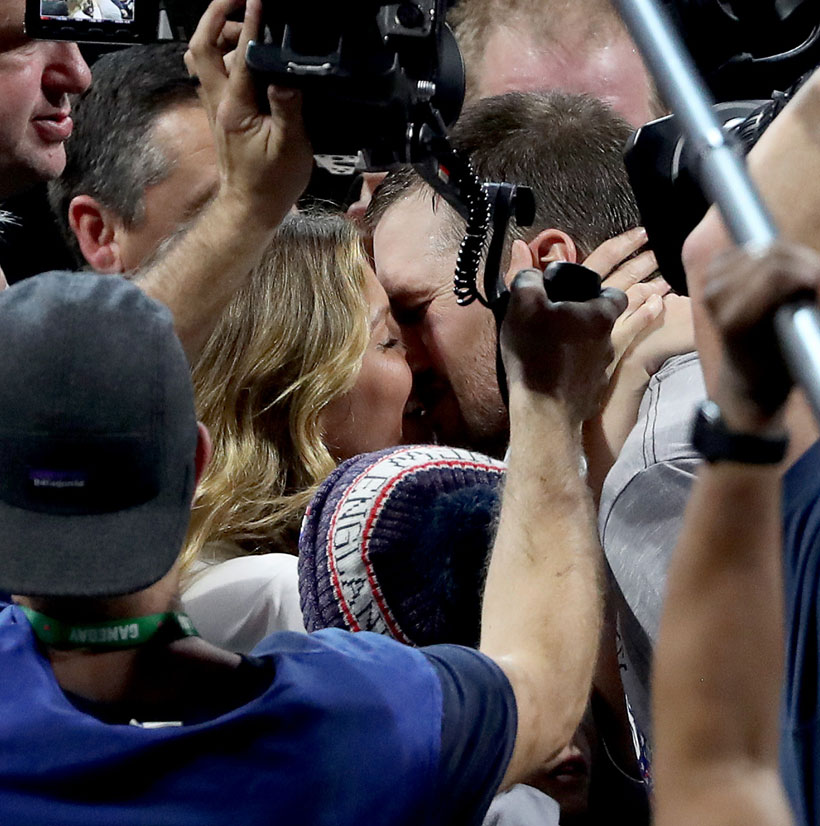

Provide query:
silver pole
left=614, top=0, right=820, bottom=422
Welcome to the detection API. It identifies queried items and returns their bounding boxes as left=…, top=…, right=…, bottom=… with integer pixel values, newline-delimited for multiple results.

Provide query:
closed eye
left=391, top=299, right=432, bottom=326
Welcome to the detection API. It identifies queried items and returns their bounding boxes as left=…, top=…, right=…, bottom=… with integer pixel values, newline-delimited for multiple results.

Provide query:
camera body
left=626, top=0, right=820, bottom=295
left=24, top=0, right=464, bottom=177
left=245, top=1, right=464, bottom=172
left=625, top=99, right=770, bottom=295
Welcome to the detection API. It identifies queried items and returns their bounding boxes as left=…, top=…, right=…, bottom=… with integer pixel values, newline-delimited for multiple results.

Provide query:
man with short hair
left=449, top=0, right=663, bottom=126
left=47, top=42, right=219, bottom=273
left=45, top=41, right=312, bottom=649
left=367, top=93, right=690, bottom=803
left=367, top=90, right=659, bottom=459
left=0, top=245, right=626, bottom=823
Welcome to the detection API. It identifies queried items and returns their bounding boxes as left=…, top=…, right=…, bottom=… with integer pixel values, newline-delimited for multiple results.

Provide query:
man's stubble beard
left=453, top=314, right=510, bottom=459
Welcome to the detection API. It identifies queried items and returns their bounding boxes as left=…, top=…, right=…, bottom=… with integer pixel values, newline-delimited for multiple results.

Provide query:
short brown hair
left=367, top=90, right=641, bottom=260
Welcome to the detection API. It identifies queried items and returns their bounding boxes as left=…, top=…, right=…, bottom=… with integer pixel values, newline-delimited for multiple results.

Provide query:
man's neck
left=13, top=580, right=254, bottom=716
left=41, top=635, right=244, bottom=712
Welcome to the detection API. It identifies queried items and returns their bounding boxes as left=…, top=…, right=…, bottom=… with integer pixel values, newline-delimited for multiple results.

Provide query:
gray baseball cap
left=0, top=272, right=198, bottom=597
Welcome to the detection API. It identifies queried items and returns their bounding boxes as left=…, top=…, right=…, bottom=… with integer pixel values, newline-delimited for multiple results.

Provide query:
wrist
left=710, top=388, right=787, bottom=436
left=613, top=357, right=653, bottom=398
left=508, top=383, right=577, bottom=427
left=692, top=399, right=789, bottom=465
left=507, top=386, right=583, bottom=456
left=211, top=185, right=290, bottom=234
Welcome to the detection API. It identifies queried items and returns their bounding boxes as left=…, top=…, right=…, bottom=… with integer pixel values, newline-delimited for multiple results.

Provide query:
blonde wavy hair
left=181, top=212, right=370, bottom=572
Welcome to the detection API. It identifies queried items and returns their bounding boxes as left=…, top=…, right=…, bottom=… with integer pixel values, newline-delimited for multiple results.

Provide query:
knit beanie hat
left=298, top=445, right=505, bottom=648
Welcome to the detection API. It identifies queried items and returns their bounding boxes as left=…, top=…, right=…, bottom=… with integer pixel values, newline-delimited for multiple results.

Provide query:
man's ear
left=502, top=239, right=538, bottom=289
left=67, top=195, right=125, bottom=273
left=528, top=228, right=578, bottom=271
left=194, top=422, right=213, bottom=492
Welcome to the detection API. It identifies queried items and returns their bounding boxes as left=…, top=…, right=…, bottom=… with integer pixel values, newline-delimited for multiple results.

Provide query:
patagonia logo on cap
left=29, top=469, right=88, bottom=490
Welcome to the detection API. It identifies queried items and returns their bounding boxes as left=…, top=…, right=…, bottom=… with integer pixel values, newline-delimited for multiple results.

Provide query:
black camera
left=245, top=1, right=465, bottom=174
left=659, top=0, right=820, bottom=102
left=626, top=0, right=820, bottom=295
left=626, top=97, right=775, bottom=295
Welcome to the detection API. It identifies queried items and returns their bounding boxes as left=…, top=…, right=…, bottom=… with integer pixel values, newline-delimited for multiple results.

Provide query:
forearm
left=585, top=361, right=648, bottom=499
left=134, top=194, right=281, bottom=362
left=135, top=0, right=311, bottom=364
left=684, top=67, right=820, bottom=394
left=600, top=372, right=646, bottom=454
left=653, top=461, right=790, bottom=826
left=481, top=389, right=603, bottom=779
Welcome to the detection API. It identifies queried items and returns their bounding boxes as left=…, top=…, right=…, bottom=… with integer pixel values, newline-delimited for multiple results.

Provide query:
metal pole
left=614, top=0, right=820, bottom=422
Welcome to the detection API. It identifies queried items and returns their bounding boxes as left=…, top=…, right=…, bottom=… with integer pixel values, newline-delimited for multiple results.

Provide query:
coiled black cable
left=452, top=160, right=491, bottom=307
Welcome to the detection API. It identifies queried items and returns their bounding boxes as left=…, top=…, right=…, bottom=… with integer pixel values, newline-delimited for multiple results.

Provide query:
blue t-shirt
left=0, top=604, right=515, bottom=826
left=781, top=440, right=820, bottom=826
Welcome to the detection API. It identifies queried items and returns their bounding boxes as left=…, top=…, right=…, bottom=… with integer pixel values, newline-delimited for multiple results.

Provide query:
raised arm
left=479, top=267, right=626, bottom=788
left=683, top=67, right=820, bottom=462
left=653, top=242, right=820, bottom=826
left=134, top=0, right=312, bottom=361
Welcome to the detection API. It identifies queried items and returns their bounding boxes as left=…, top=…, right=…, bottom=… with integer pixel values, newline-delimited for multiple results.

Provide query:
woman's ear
left=528, top=228, right=578, bottom=270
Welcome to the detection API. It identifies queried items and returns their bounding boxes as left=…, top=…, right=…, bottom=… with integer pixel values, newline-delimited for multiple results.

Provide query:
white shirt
left=182, top=547, right=305, bottom=653
left=484, top=785, right=561, bottom=826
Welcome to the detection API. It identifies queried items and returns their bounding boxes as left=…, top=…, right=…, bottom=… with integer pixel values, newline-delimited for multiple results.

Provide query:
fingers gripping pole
left=775, top=304, right=820, bottom=420
left=613, top=0, right=820, bottom=423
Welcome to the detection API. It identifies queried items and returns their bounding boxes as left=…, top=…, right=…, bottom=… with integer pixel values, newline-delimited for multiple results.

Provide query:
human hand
left=585, top=227, right=659, bottom=291
left=185, top=0, right=313, bottom=224
left=501, top=268, right=627, bottom=425
left=704, top=241, right=820, bottom=428
left=616, top=293, right=694, bottom=382
left=574, top=226, right=667, bottom=378
left=608, top=278, right=672, bottom=377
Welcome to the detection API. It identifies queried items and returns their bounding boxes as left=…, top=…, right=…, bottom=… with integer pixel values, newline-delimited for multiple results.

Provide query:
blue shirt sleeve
left=781, top=439, right=820, bottom=826
left=421, top=644, right=517, bottom=826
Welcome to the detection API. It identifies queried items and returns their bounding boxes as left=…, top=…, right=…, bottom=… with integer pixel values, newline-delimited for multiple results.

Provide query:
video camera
left=25, top=0, right=466, bottom=175
left=627, top=0, right=820, bottom=294
left=246, top=1, right=464, bottom=174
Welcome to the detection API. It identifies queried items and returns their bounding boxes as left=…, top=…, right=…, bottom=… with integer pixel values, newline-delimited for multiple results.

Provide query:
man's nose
left=42, top=42, right=92, bottom=97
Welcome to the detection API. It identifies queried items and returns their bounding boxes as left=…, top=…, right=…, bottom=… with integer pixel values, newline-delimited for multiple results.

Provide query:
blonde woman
left=181, top=212, right=415, bottom=651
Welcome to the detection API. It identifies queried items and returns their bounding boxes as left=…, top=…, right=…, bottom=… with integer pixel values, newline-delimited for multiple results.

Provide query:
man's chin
left=14, top=144, right=66, bottom=192
left=434, top=418, right=509, bottom=460
left=412, top=391, right=509, bottom=458
left=34, top=145, right=68, bottom=182
left=0, top=163, right=64, bottom=201
left=401, top=414, right=437, bottom=445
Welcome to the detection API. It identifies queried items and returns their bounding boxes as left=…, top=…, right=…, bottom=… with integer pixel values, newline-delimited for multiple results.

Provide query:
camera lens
left=396, top=3, right=425, bottom=30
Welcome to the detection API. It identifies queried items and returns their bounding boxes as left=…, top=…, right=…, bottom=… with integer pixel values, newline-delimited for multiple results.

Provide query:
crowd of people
left=0, top=0, right=818, bottom=823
